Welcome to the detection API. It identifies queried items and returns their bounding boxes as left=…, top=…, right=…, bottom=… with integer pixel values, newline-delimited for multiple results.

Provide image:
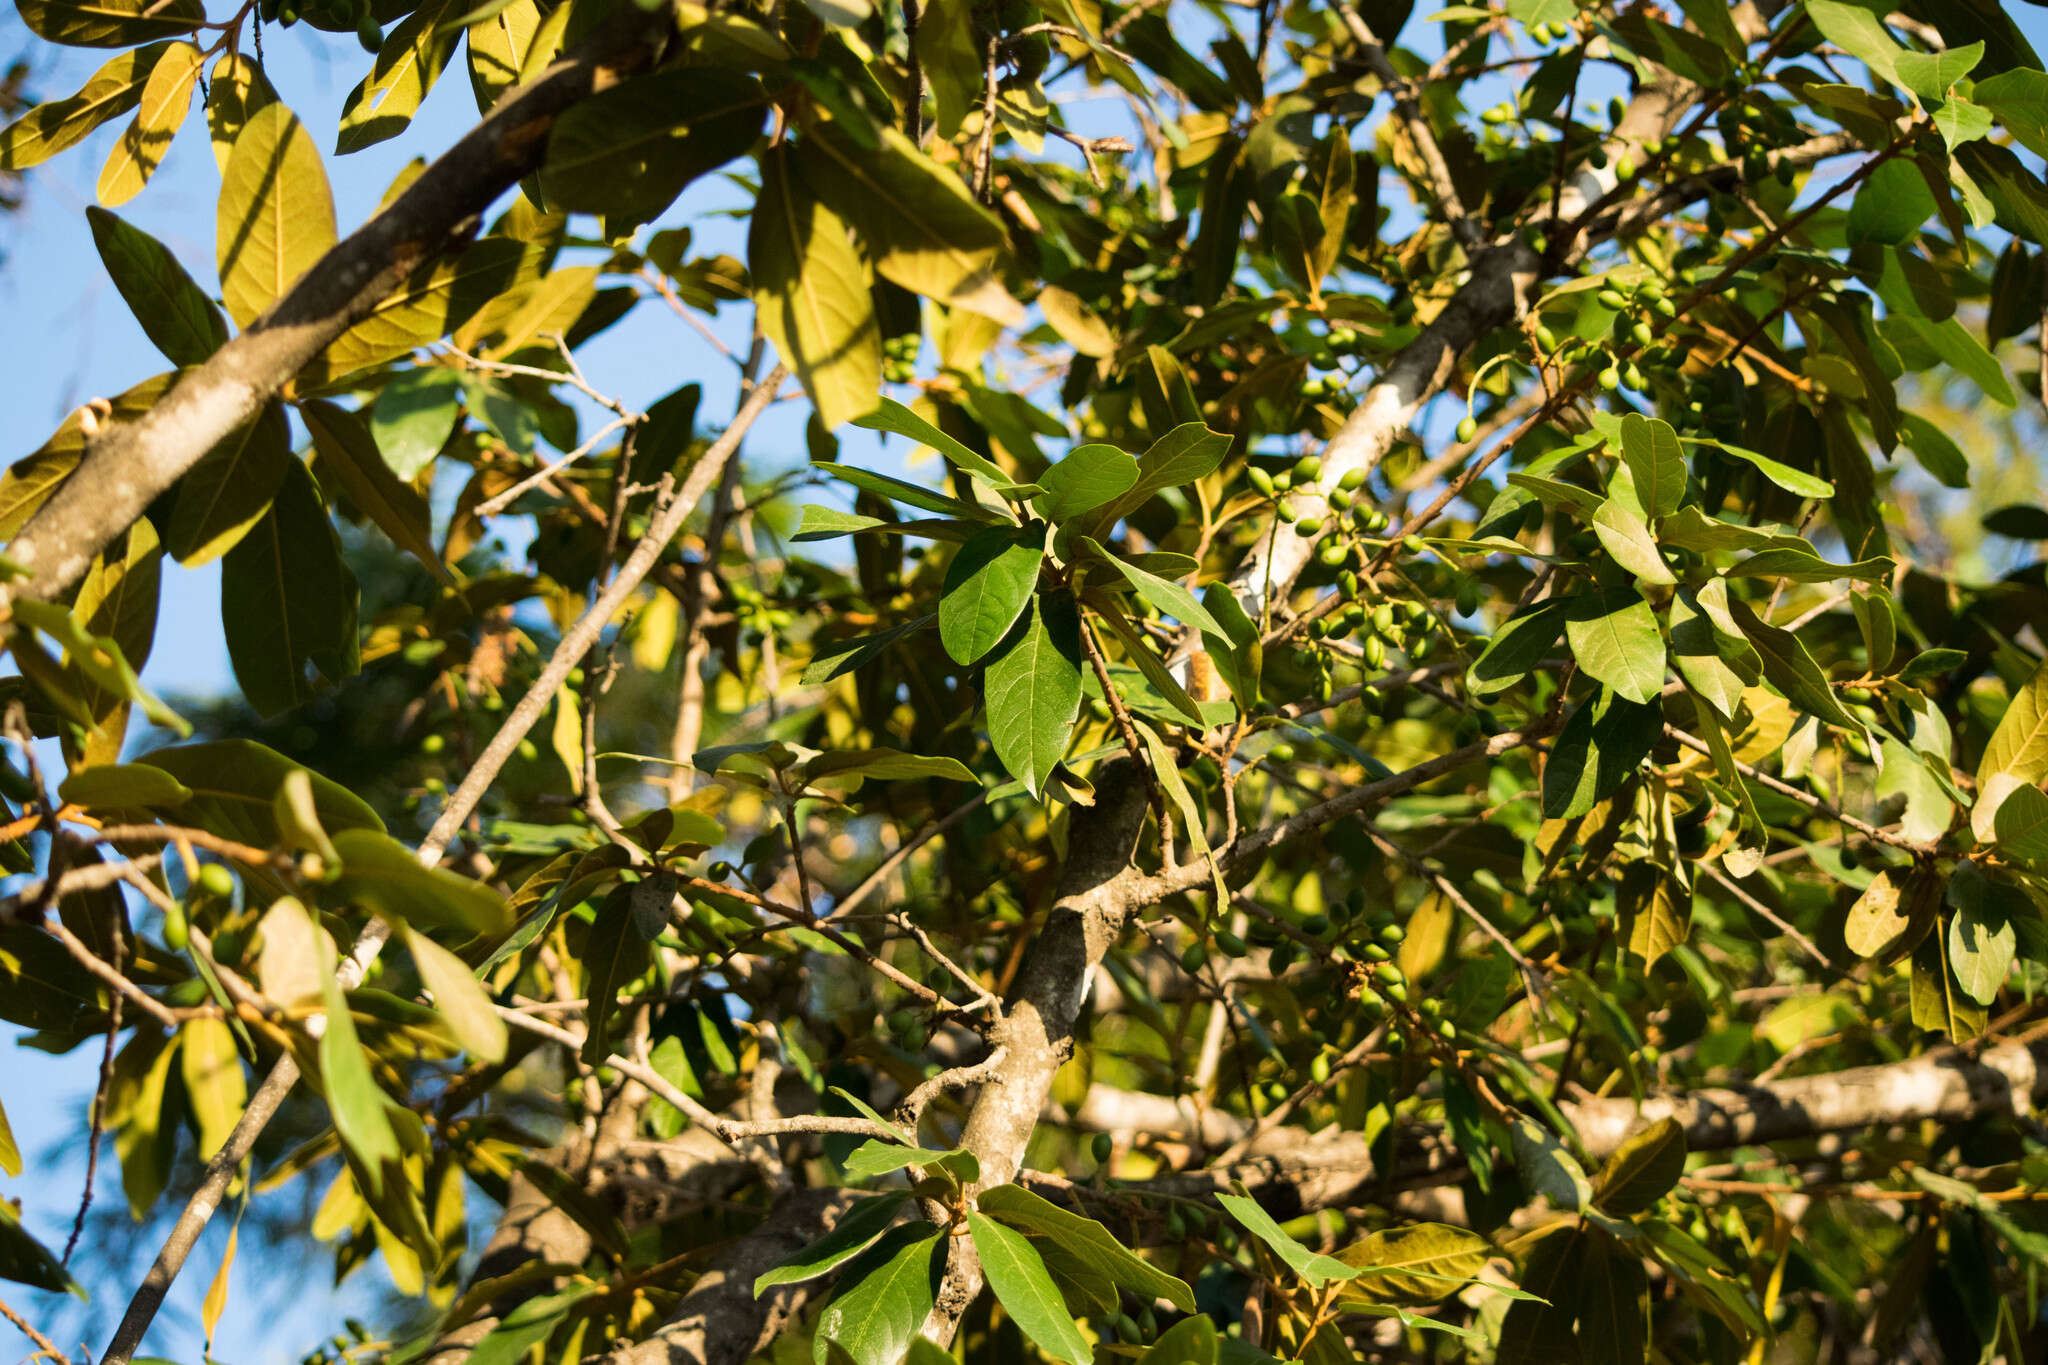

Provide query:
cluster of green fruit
left=881, top=332, right=919, bottom=385
left=160, top=860, right=239, bottom=951
left=1526, top=273, right=1683, bottom=394
left=1309, top=594, right=1445, bottom=668
left=260, top=0, right=384, bottom=50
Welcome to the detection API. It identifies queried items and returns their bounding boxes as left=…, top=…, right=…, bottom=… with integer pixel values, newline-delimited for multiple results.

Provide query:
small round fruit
left=1455, top=415, right=1478, bottom=443
left=197, top=863, right=236, bottom=899
left=1091, top=1132, right=1114, bottom=1163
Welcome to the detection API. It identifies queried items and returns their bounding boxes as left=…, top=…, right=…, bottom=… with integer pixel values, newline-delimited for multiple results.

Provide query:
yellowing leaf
left=96, top=39, right=200, bottom=207
left=749, top=145, right=881, bottom=430
left=403, top=923, right=508, bottom=1062
left=217, top=101, right=337, bottom=329
left=201, top=1221, right=238, bottom=1351
left=205, top=53, right=276, bottom=173
left=17, top=0, right=200, bottom=46
left=179, top=1016, right=247, bottom=1160
left=0, top=42, right=169, bottom=171
left=257, top=897, right=333, bottom=1011
left=336, top=0, right=463, bottom=154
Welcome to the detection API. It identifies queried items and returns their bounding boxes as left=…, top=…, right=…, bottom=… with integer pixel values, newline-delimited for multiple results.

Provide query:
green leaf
left=1139, top=1316, right=1217, bottom=1365
left=750, top=145, right=880, bottom=431
left=1033, top=445, right=1139, bottom=523
left=59, top=761, right=192, bottom=810
left=1948, top=895, right=2015, bottom=1006
left=1092, top=596, right=1208, bottom=726
left=1332, top=1224, right=1491, bottom=1306
left=985, top=593, right=1083, bottom=797
left=801, top=749, right=978, bottom=788
left=1089, top=422, right=1231, bottom=533
left=1847, top=158, right=1936, bottom=246
left=9, top=597, right=186, bottom=736
left=1972, top=67, right=2048, bottom=158
left=1562, top=590, right=1665, bottom=704
left=1617, top=414, right=1685, bottom=517
left=1088, top=542, right=1223, bottom=636
left=801, top=616, right=937, bottom=685
left=18, top=0, right=201, bottom=46
left=403, top=923, right=507, bottom=1062
left=912, top=0, right=978, bottom=137
left=1468, top=600, right=1567, bottom=696
left=975, top=1184, right=1195, bottom=1312
left=1217, top=1185, right=1362, bottom=1285
left=327, top=828, right=512, bottom=935
left=541, top=68, right=764, bottom=225
left=799, top=123, right=1022, bottom=325
left=1844, top=866, right=1941, bottom=963
left=1689, top=438, right=1834, bottom=499
left=86, top=205, right=228, bottom=365
left=822, top=462, right=1002, bottom=521
left=1804, top=0, right=1905, bottom=88
left=1510, top=1115, right=1591, bottom=1212
left=813, top=1222, right=946, bottom=1365
left=1725, top=548, right=1893, bottom=583
left=371, top=371, right=464, bottom=483
left=301, top=400, right=451, bottom=585
left=0, top=1202, right=83, bottom=1298
left=574, top=884, right=649, bottom=1065
left=1887, top=312, right=2017, bottom=407
left=138, top=739, right=383, bottom=845
left=1591, top=1117, right=1686, bottom=1214
left=1726, top=594, right=1859, bottom=730
left=755, top=1192, right=914, bottom=1294
left=319, top=970, right=400, bottom=1182
left=1576, top=1251, right=1649, bottom=1365
left=1619, top=861, right=1691, bottom=969
left=969, top=1213, right=1091, bottom=1365
left=1591, top=497, right=1675, bottom=586
left=1894, top=42, right=1982, bottom=103
left=939, top=527, right=1044, bottom=665
left=465, top=1286, right=598, bottom=1365
left=2, top=43, right=171, bottom=173
left=1540, top=691, right=1663, bottom=821
left=841, top=1139, right=980, bottom=1181
left=167, top=401, right=294, bottom=566
left=217, top=101, right=337, bottom=328
left=854, top=399, right=1019, bottom=491
left=1993, top=780, right=2048, bottom=867
left=221, top=457, right=360, bottom=715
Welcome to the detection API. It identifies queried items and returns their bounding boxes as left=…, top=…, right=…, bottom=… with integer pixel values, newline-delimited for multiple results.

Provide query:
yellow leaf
left=97, top=40, right=201, bottom=207
left=553, top=683, right=584, bottom=796
left=256, top=896, right=334, bottom=1011
left=202, top=1222, right=238, bottom=1350
left=179, top=1016, right=247, bottom=1160
left=205, top=53, right=275, bottom=173
left=749, top=145, right=880, bottom=430
left=217, top=101, right=337, bottom=328
left=0, top=42, right=169, bottom=171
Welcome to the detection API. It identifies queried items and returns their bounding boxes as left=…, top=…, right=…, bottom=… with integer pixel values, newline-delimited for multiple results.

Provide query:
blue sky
left=4, top=5, right=2048, bottom=1363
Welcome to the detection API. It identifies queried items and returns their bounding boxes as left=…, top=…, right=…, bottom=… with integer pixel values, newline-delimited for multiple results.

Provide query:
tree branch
left=0, top=3, right=673, bottom=605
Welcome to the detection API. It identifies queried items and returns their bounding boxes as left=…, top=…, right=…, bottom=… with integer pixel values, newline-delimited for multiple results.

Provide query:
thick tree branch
left=0, top=4, right=673, bottom=605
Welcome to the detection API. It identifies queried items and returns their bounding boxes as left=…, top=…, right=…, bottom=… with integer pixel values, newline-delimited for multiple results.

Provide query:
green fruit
left=1361, top=942, right=1391, bottom=962
left=1092, top=1132, right=1114, bottom=1163
left=1383, top=980, right=1409, bottom=1004
left=1294, top=455, right=1323, bottom=482
left=1248, top=467, right=1276, bottom=497
left=1455, top=415, right=1478, bottom=443
left=1597, top=288, right=1628, bottom=310
left=1338, top=468, right=1367, bottom=492
left=1631, top=321, right=1655, bottom=347
left=1302, top=915, right=1331, bottom=936
left=198, top=863, right=236, bottom=899
left=1215, top=930, right=1249, bottom=958
left=1378, top=922, right=1405, bottom=945
left=1166, top=1210, right=1187, bottom=1239
left=516, top=738, right=539, bottom=761
left=1534, top=324, right=1558, bottom=351
left=1181, top=943, right=1208, bottom=973
left=1269, top=943, right=1297, bottom=974
left=162, top=902, right=189, bottom=951
left=887, top=1009, right=918, bottom=1035
left=1269, top=741, right=1297, bottom=763
left=420, top=733, right=446, bottom=754
left=1598, top=365, right=1622, bottom=391
left=356, top=14, right=381, bottom=48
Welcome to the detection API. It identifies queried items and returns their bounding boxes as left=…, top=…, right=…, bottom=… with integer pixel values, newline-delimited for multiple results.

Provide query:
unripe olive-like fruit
left=1378, top=922, right=1405, bottom=944
left=1181, top=943, right=1208, bottom=973
left=1598, top=365, right=1622, bottom=390
left=162, top=901, right=190, bottom=951
left=1338, top=467, right=1367, bottom=492
left=1269, top=741, right=1297, bottom=763
left=1294, top=455, right=1323, bottom=482
left=198, top=863, right=236, bottom=899
left=1302, top=914, right=1331, bottom=936
left=420, top=733, right=446, bottom=754
left=1091, top=1132, right=1114, bottom=1163
left=1596, top=288, right=1628, bottom=310
left=1215, top=930, right=1248, bottom=958
left=1269, top=943, right=1297, bottom=974
left=1455, top=416, right=1478, bottom=443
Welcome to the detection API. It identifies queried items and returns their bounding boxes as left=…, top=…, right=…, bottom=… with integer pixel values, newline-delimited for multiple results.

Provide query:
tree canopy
left=7, top=0, right=2048, bottom=1361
